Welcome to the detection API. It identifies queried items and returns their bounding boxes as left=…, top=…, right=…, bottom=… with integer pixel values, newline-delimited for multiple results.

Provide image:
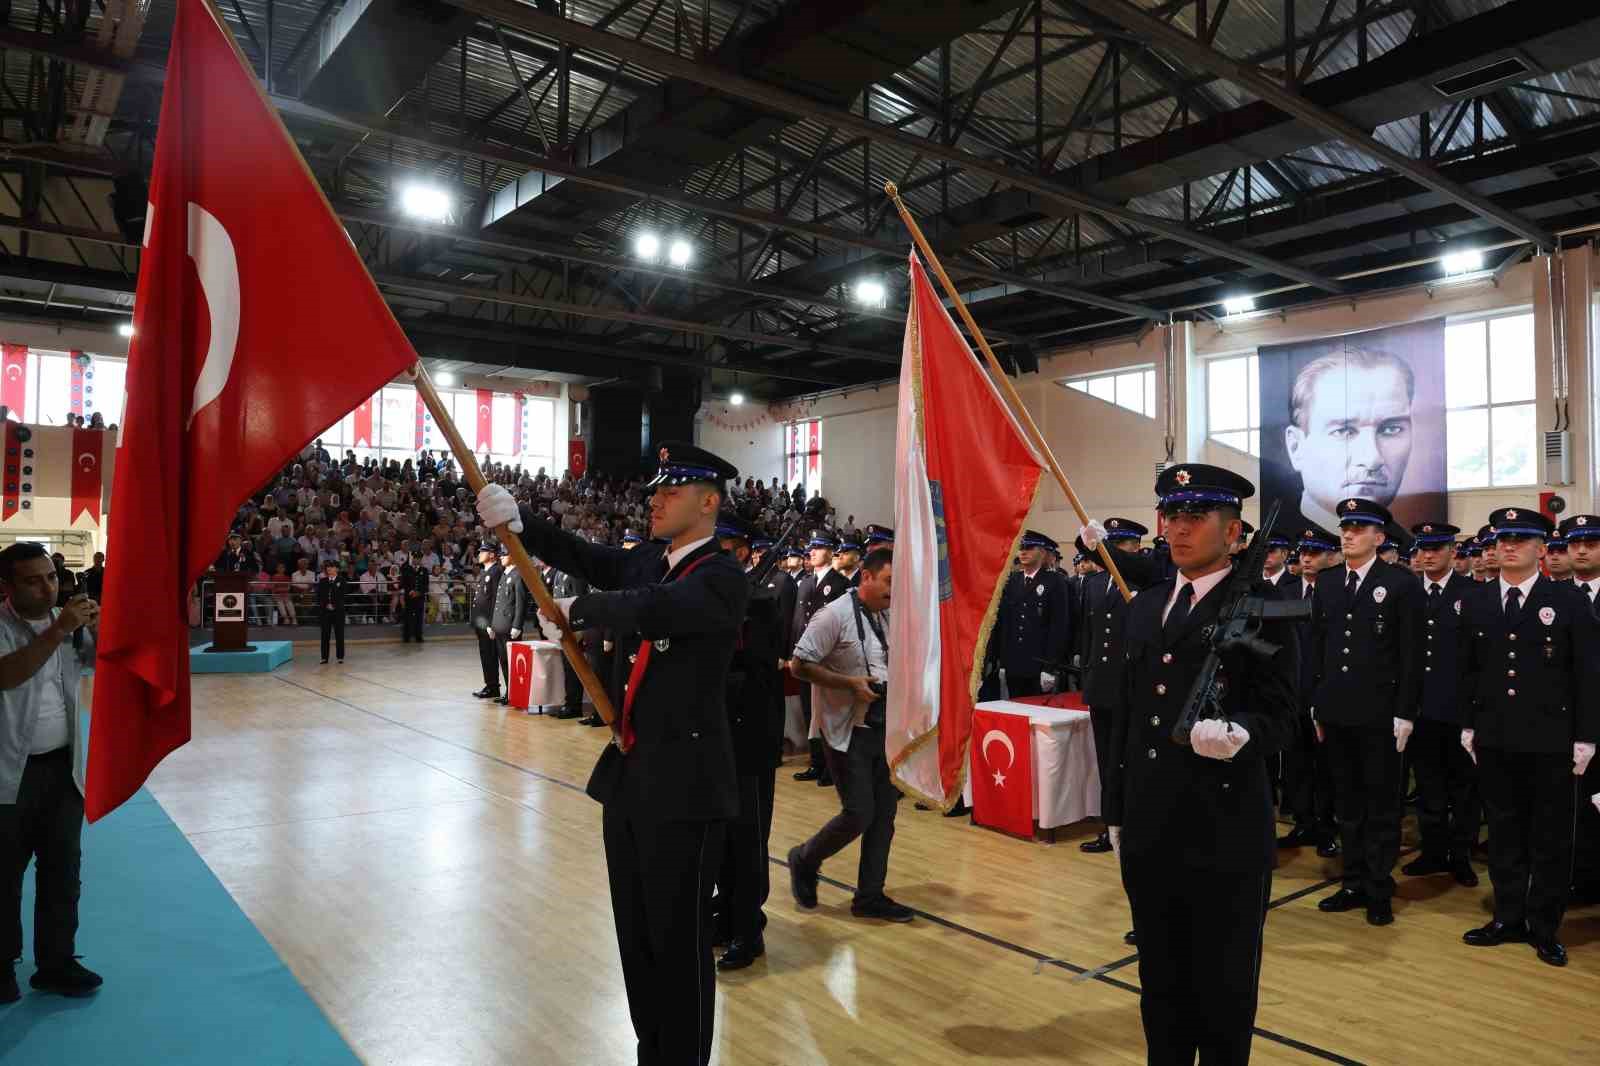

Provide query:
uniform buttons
left=1426, top=650, right=1432, bottom=657
left=1103, top=642, right=1110, bottom=649
left=1425, top=666, right=1432, bottom=673
left=1342, top=648, right=1350, bottom=655
left=1427, top=619, right=1435, bottom=627
left=1344, top=630, right=1352, bottom=638
left=1156, top=684, right=1167, bottom=695
left=1507, top=688, right=1517, bottom=696
left=1222, top=782, right=1231, bottom=791
left=1509, top=634, right=1517, bottom=642
left=1161, top=653, right=1173, bottom=664
left=1508, top=652, right=1516, bottom=660
left=1150, top=716, right=1161, bottom=727
left=1346, top=613, right=1353, bottom=620
left=1341, top=665, right=1349, bottom=673
left=1507, top=670, right=1516, bottom=678
left=1101, top=656, right=1108, bottom=663
left=1147, top=749, right=1157, bottom=760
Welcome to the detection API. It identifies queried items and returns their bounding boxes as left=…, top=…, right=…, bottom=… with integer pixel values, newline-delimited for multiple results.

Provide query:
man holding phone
left=0, top=542, right=102, bottom=1003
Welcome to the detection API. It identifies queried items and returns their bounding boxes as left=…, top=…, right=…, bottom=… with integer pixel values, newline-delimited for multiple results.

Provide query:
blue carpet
left=189, top=640, right=295, bottom=673
left=6, top=788, right=359, bottom=1065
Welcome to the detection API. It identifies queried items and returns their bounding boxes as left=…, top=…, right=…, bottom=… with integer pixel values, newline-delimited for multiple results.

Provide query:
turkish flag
left=70, top=428, right=104, bottom=524
left=969, top=709, right=1034, bottom=838
left=1, top=344, right=26, bottom=414
left=511, top=392, right=524, bottom=455
left=508, top=641, right=534, bottom=709
left=567, top=439, right=587, bottom=477
left=352, top=392, right=375, bottom=447
left=475, top=389, right=493, bottom=452
left=87, top=0, right=419, bottom=820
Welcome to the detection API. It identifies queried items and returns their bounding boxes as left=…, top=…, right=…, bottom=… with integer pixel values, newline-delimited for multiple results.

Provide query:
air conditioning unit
left=1544, top=431, right=1573, bottom=485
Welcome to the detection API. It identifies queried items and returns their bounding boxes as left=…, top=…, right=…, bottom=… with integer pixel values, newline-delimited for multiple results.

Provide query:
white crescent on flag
left=980, top=728, right=1015, bottom=770
left=78, top=451, right=97, bottom=471
left=3, top=364, right=19, bottom=381
left=182, top=202, right=242, bottom=427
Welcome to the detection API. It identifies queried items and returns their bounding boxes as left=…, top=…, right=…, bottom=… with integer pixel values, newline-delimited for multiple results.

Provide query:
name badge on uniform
left=1539, top=607, right=1555, bottom=626
left=1454, top=600, right=1462, bottom=615
left=1372, top=586, right=1387, bottom=604
left=1036, top=584, right=1046, bottom=596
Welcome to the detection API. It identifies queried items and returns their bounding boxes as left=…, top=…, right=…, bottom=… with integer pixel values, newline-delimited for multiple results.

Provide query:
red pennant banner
left=512, top=392, right=524, bottom=455
left=414, top=392, right=427, bottom=450
left=1, top=344, right=27, bottom=416
left=969, top=708, right=1034, bottom=838
left=70, top=427, right=104, bottom=524
left=353, top=392, right=375, bottom=447
left=568, top=439, right=587, bottom=478
left=476, top=389, right=493, bottom=451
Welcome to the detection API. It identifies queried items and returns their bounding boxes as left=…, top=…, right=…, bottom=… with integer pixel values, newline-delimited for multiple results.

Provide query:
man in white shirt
left=786, top=551, right=911, bottom=923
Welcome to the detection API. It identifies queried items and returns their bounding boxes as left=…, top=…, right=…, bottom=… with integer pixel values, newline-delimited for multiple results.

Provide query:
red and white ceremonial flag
left=969, top=708, right=1034, bottom=837
left=352, top=391, right=376, bottom=447
left=88, top=0, right=419, bottom=820
left=1, top=344, right=27, bottom=413
left=886, top=252, right=1046, bottom=809
left=475, top=388, right=494, bottom=452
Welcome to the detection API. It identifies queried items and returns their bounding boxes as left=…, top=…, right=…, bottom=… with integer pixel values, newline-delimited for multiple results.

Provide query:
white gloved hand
left=485, top=626, right=495, bottom=639
left=1190, top=718, right=1250, bottom=760
left=1393, top=717, right=1414, bottom=754
left=476, top=484, right=522, bottom=533
left=508, top=628, right=521, bottom=640
left=1040, top=672, right=1057, bottom=693
left=1574, top=741, right=1596, bottom=776
left=1108, top=825, right=1122, bottom=860
left=1460, top=728, right=1476, bottom=765
left=1592, top=793, right=1600, bottom=816
left=1078, top=520, right=1108, bottom=551
left=603, top=640, right=615, bottom=653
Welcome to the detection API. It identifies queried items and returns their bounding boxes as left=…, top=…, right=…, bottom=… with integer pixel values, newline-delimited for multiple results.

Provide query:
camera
left=868, top=679, right=887, bottom=698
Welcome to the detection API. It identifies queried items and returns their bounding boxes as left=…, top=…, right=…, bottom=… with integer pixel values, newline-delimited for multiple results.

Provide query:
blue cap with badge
left=1486, top=506, right=1553, bottom=540
left=1557, top=514, right=1600, bottom=542
left=1409, top=522, right=1459, bottom=548
left=1153, top=463, right=1255, bottom=513
left=1335, top=497, right=1391, bottom=528
left=1296, top=523, right=1339, bottom=553
left=1102, top=517, right=1148, bottom=542
left=1020, top=529, right=1059, bottom=552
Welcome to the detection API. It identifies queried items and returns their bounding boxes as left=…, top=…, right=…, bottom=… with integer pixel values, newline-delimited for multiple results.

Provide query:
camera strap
left=849, top=588, right=887, bottom=680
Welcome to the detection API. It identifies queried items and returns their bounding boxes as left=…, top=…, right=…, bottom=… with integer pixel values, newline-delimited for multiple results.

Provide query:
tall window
left=1206, top=354, right=1261, bottom=456
left=1445, top=312, right=1537, bottom=488
left=320, top=384, right=559, bottom=473
left=1059, top=366, right=1156, bottom=417
left=784, top=419, right=822, bottom=499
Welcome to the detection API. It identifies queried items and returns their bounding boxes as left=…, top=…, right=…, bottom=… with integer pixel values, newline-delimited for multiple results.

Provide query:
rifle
left=745, top=494, right=831, bottom=589
left=1170, top=500, right=1311, bottom=746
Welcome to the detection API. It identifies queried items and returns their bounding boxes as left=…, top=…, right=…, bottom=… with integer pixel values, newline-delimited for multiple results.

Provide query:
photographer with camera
left=785, top=548, right=913, bottom=923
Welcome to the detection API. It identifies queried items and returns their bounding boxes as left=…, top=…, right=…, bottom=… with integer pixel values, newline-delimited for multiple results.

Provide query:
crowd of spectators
left=203, top=437, right=841, bottom=629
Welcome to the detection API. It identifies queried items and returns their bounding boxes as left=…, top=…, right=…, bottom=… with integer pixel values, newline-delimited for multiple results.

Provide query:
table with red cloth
left=506, top=639, right=567, bottom=711
left=966, top=693, right=1101, bottom=836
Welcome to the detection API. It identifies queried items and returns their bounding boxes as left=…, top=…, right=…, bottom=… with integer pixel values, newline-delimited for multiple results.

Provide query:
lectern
left=207, top=573, right=255, bottom=652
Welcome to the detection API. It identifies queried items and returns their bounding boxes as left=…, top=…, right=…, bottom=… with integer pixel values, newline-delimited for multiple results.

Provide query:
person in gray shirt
left=0, top=541, right=101, bottom=1004
left=786, top=549, right=913, bottom=923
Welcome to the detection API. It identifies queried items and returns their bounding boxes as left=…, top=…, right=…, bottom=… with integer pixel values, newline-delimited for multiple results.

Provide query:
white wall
left=696, top=402, right=788, bottom=487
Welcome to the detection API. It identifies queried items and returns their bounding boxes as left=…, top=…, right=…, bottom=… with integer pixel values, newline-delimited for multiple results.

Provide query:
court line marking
left=268, top=670, right=1367, bottom=1066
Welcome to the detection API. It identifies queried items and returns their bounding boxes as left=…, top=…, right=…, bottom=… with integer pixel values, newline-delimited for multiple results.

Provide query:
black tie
left=1165, top=583, right=1194, bottom=636
left=1504, top=586, right=1522, bottom=626
left=1345, top=570, right=1360, bottom=607
left=1429, top=584, right=1442, bottom=602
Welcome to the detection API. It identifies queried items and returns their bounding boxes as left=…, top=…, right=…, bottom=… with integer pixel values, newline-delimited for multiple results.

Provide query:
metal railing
left=192, top=577, right=474, bottom=628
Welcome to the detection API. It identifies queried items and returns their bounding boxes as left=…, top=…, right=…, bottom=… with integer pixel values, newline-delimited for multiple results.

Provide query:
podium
left=208, top=573, right=255, bottom=652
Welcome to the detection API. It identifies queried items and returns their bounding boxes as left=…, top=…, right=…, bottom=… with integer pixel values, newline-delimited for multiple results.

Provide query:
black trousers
left=1122, top=856, right=1271, bottom=1066
left=719, top=769, right=776, bottom=941
left=401, top=596, right=425, bottom=641
left=561, top=652, right=582, bottom=712
left=1477, top=747, right=1575, bottom=941
left=1088, top=703, right=1115, bottom=818
left=602, top=806, right=724, bottom=1066
left=1006, top=672, right=1042, bottom=699
left=1, top=747, right=81, bottom=967
left=319, top=609, right=345, bottom=661
left=1281, top=715, right=1336, bottom=834
left=1409, top=718, right=1480, bottom=862
left=476, top=630, right=499, bottom=691
left=795, top=726, right=900, bottom=901
left=1576, top=761, right=1600, bottom=897
left=1323, top=722, right=1402, bottom=899
left=496, top=636, right=511, bottom=693
left=798, top=685, right=824, bottom=773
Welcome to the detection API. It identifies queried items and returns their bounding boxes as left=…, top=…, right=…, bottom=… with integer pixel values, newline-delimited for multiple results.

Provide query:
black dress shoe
left=472, top=686, right=498, bottom=699
left=1533, top=939, right=1568, bottom=967
left=1317, top=887, right=1368, bottom=913
left=552, top=707, right=582, bottom=720
left=1276, top=826, right=1317, bottom=848
left=1463, top=920, right=1526, bottom=947
left=1366, top=898, right=1394, bottom=926
left=711, top=920, right=732, bottom=948
left=1081, top=832, right=1113, bottom=853
left=1316, top=839, right=1342, bottom=859
left=578, top=714, right=604, bottom=727
left=1452, top=860, right=1479, bottom=888
left=1123, top=929, right=1137, bottom=945
left=1402, top=855, right=1452, bottom=877
left=29, top=959, right=102, bottom=997
left=493, top=695, right=510, bottom=705
left=1, top=964, right=17, bottom=1004
left=943, top=800, right=969, bottom=818
left=794, top=768, right=822, bottom=782
left=851, top=895, right=915, bottom=923
left=717, top=935, right=766, bottom=971
left=816, top=774, right=834, bottom=787
left=787, top=846, right=818, bottom=909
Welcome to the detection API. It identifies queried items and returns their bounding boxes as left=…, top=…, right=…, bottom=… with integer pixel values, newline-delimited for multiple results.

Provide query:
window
left=784, top=419, right=822, bottom=499
left=1445, top=312, right=1536, bottom=488
left=322, top=385, right=560, bottom=473
left=1060, top=366, right=1156, bottom=418
left=1206, top=354, right=1261, bottom=456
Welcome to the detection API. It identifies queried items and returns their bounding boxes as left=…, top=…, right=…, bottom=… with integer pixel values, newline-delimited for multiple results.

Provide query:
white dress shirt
left=1497, top=571, right=1539, bottom=609
left=1163, top=566, right=1231, bottom=625
left=1577, top=576, right=1600, bottom=602
left=1343, top=555, right=1377, bottom=595
left=665, top=535, right=714, bottom=573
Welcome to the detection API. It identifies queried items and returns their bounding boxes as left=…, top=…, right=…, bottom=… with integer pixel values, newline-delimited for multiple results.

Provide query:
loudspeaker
left=111, top=173, right=148, bottom=246
left=1013, top=343, right=1039, bottom=376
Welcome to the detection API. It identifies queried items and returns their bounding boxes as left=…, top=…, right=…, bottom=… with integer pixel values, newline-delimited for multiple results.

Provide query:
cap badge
left=1174, top=469, right=1191, bottom=486
left=1422, top=525, right=1433, bottom=533
left=658, top=446, right=670, bottom=463
left=1579, top=517, right=1589, bottom=527
left=1108, top=520, right=1119, bottom=529
left=1344, top=500, right=1358, bottom=512
left=1505, top=509, right=1518, bottom=520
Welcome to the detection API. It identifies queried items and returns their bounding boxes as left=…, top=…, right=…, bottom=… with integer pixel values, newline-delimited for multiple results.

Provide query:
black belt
left=28, top=745, right=70, bottom=761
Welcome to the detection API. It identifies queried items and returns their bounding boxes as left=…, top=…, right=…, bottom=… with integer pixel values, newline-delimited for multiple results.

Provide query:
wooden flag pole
left=409, top=363, right=622, bottom=734
left=884, top=182, right=1133, bottom=603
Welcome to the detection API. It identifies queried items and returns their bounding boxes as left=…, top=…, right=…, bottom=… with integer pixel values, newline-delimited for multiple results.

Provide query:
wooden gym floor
left=134, top=641, right=1598, bottom=1065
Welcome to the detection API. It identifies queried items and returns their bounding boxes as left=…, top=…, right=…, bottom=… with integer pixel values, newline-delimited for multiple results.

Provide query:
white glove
left=603, top=639, right=615, bottom=653
left=1592, top=793, right=1600, bottom=816
left=1190, top=718, right=1250, bottom=760
left=1078, top=520, right=1107, bottom=551
left=508, top=628, right=521, bottom=640
left=1040, top=672, right=1057, bottom=693
left=476, top=484, right=522, bottom=533
left=1460, top=728, right=1476, bottom=765
left=485, top=626, right=495, bottom=639
left=1393, top=717, right=1414, bottom=754
left=1108, top=825, right=1121, bottom=860
left=1575, top=742, right=1596, bottom=776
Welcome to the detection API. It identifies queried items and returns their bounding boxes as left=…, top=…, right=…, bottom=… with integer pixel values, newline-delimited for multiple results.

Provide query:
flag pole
left=409, top=363, right=623, bottom=735
left=884, top=182, right=1133, bottom=603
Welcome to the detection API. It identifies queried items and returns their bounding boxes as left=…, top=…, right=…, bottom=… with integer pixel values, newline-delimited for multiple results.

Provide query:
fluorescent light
left=1441, top=249, right=1485, bottom=275
left=400, top=183, right=451, bottom=222
left=634, top=232, right=661, bottom=261
left=729, top=391, right=745, bottom=406
left=435, top=371, right=456, bottom=386
left=117, top=322, right=135, bottom=337
left=1221, top=295, right=1255, bottom=315
left=668, top=239, right=692, bottom=267
left=855, top=279, right=887, bottom=308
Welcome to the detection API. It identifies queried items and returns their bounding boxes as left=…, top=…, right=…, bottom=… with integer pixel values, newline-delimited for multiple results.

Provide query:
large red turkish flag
left=969, top=708, right=1034, bottom=838
left=87, top=0, right=419, bottom=820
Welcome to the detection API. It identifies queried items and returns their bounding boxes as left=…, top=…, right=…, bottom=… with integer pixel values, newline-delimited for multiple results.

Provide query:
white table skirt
left=966, top=700, right=1101, bottom=830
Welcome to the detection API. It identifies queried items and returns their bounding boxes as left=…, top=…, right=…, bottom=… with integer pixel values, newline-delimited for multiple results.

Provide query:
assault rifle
left=1170, top=500, right=1310, bottom=746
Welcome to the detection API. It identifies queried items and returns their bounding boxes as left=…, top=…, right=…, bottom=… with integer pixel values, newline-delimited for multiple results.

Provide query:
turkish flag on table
left=508, top=641, right=534, bottom=709
left=87, top=0, right=419, bottom=820
left=970, top=709, right=1034, bottom=838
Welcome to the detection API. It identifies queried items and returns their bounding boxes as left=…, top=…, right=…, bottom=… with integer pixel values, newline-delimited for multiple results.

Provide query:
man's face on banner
left=1285, top=362, right=1414, bottom=515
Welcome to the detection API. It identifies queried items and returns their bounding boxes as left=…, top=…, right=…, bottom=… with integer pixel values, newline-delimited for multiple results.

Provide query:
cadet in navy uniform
left=1277, top=525, right=1341, bottom=857
left=1308, top=498, right=1422, bottom=926
left=490, top=544, right=528, bottom=706
left=792, top=534, right=849, bottom=785
left=470, top=542, right=503, bottom=699
left=314, top=561, right=349, bottom=665
left=984, top=530, right=1073, bottom=700
left=712, top=515, right=794, bottom=972
left=1460, top=507, right=1599, bottom=967
left=399, top=551, right=428, bottom=643
left=477, top=442, right=748, bottom=1066
left=1076, top=518, right=1163, bottom=856
left=1104, top=464, right=1295, bottom=1066
left=1562, top=514, right=1600, bottom=905
left=1400, top=522, right=1480, bottom=888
